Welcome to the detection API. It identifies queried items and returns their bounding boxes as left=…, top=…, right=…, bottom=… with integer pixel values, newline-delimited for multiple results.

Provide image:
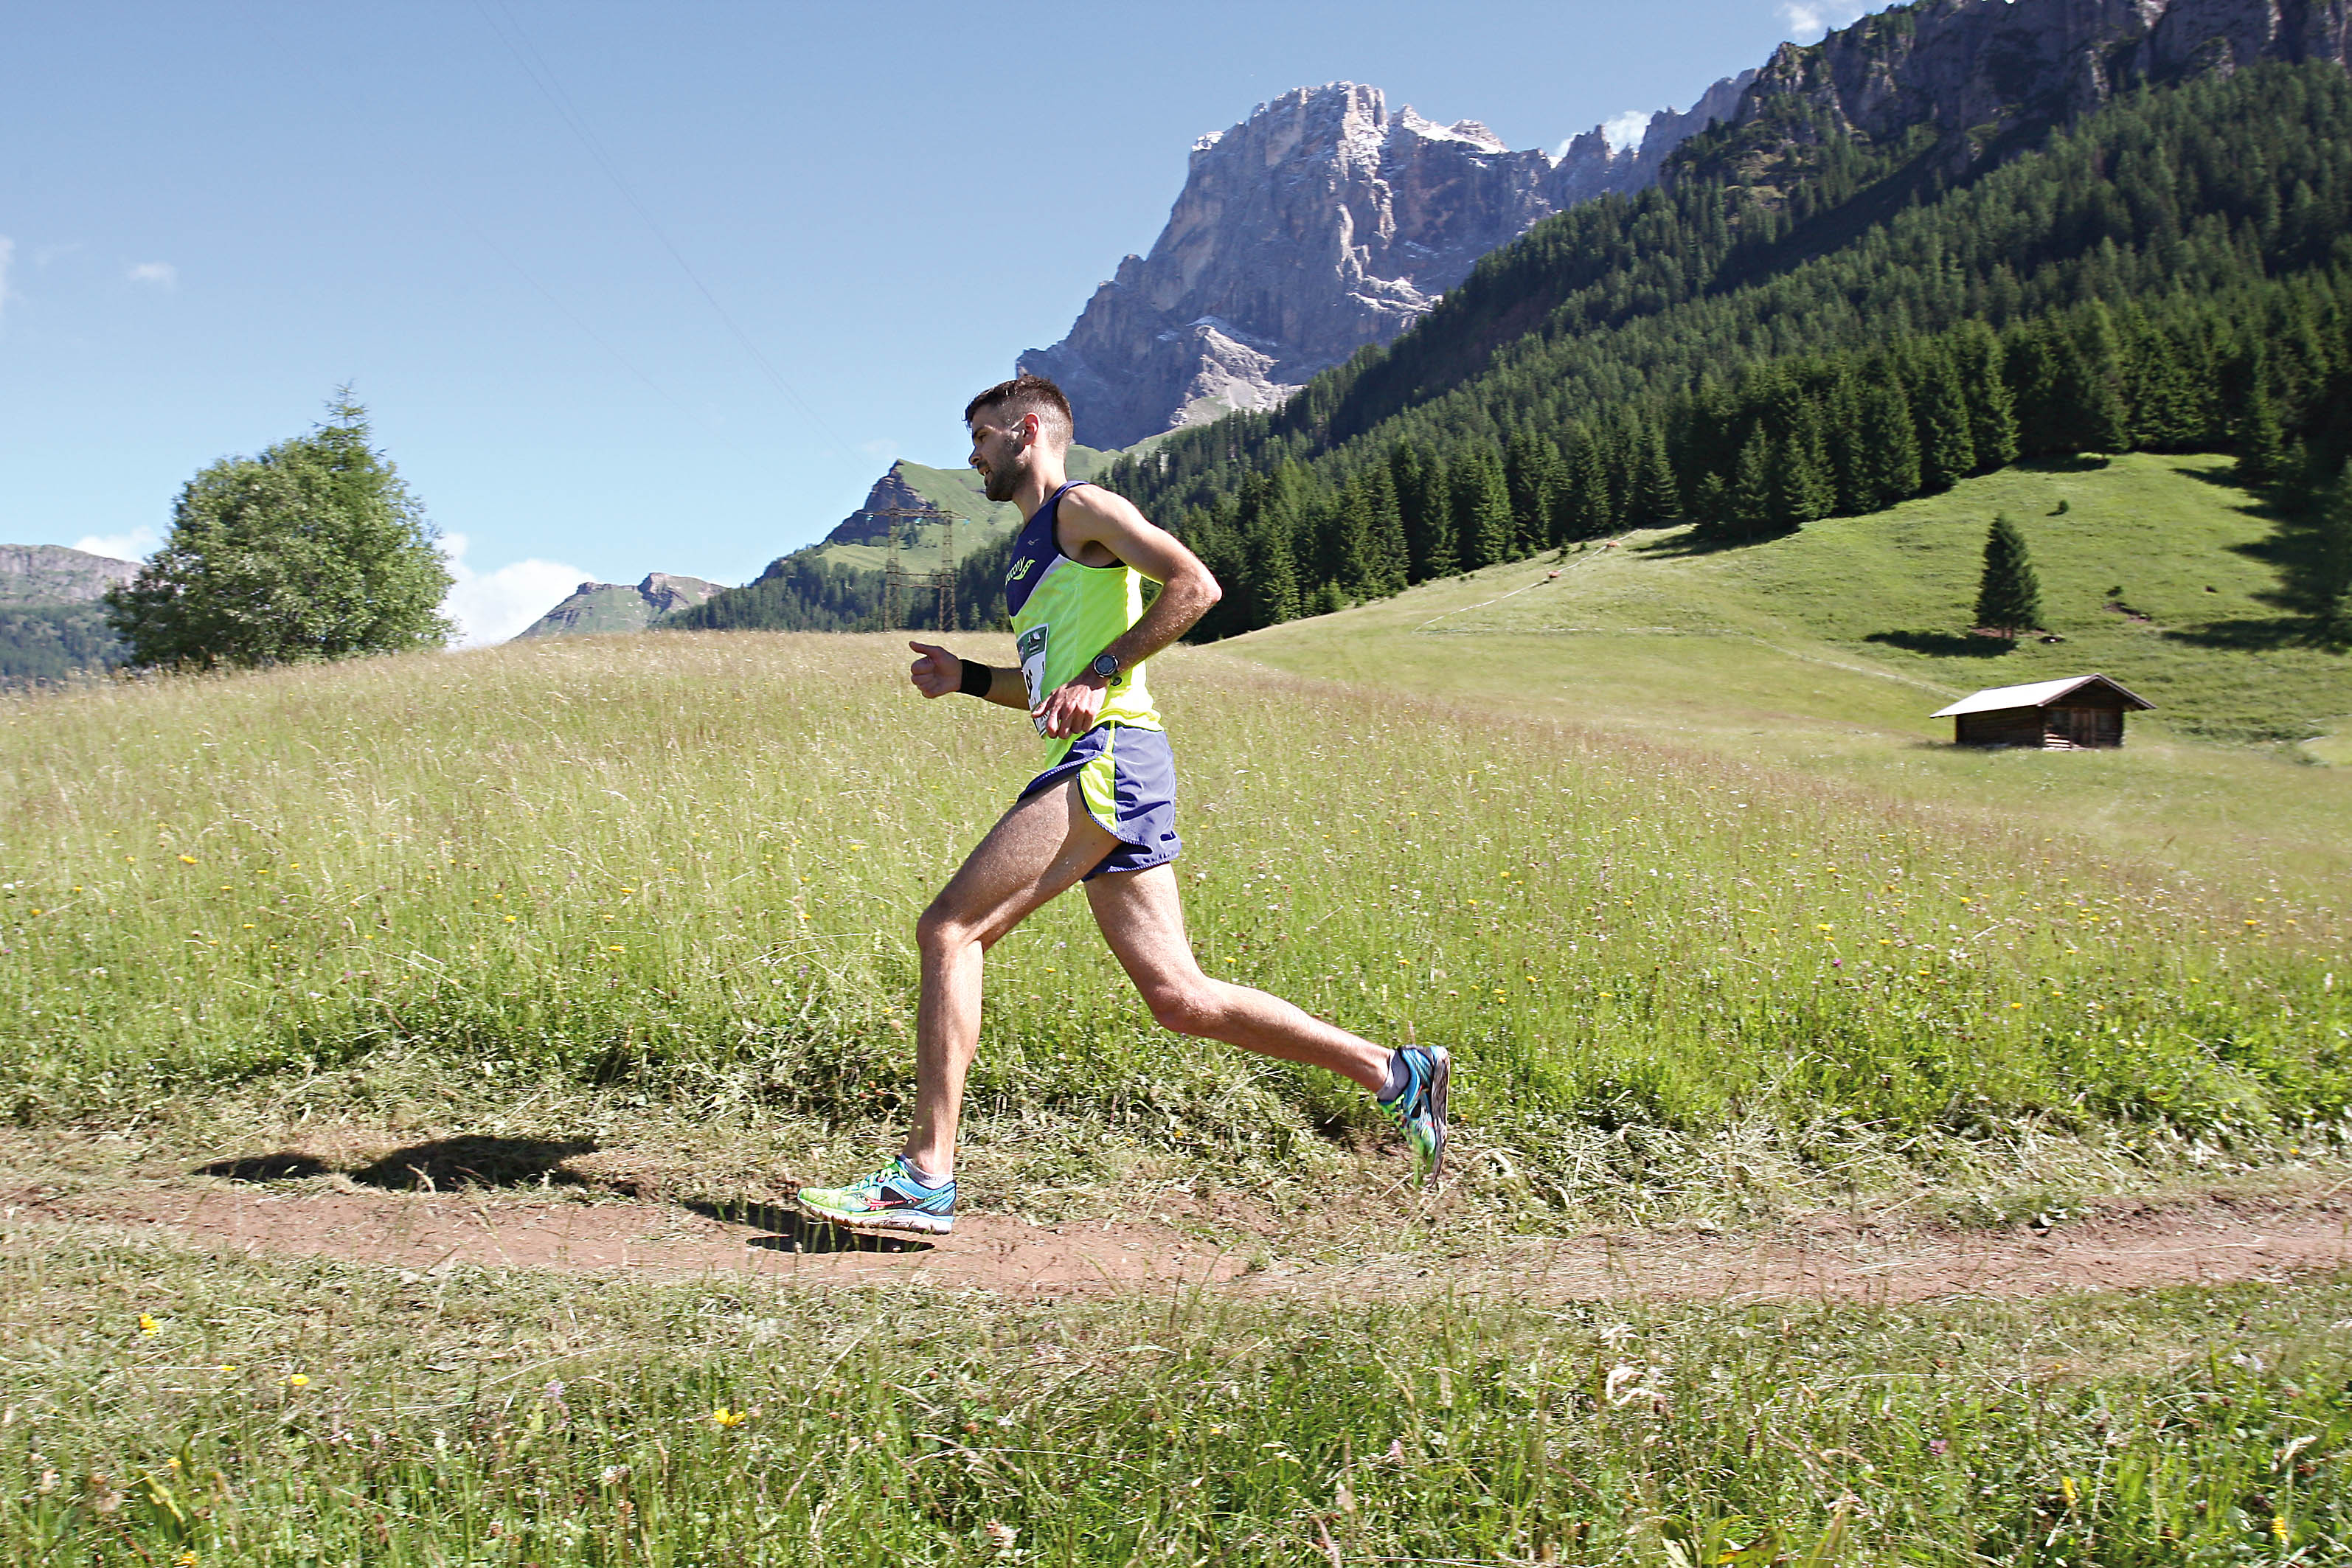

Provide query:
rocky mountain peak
left=0, top=544, right=136, bottom=606
left=1718, top=0, right=2348, bottom=174
left=1019, top=75, right=1752, bottom=449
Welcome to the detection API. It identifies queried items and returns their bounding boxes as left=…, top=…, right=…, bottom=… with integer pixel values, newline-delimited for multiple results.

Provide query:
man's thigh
left=1080, top=863, right=1201, bottom=988
left=929, top=780, right=1121, bottom=948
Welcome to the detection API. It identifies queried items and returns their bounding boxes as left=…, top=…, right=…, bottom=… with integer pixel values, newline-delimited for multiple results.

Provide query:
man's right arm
left=906, top=640, right=1027, bottom=710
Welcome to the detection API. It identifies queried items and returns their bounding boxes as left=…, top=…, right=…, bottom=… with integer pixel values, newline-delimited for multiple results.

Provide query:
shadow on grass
left=1864, top=630, right=2017, bottom=658
left=681, top=1197, right=934, bottom=1255
left=1631, top=524, right=1790, bottom=560
left=195, top=1153, right=331, bottom=1182
left=195, top=1137, right=598, bottom=1190
left=2166, top=615, right=2348, bottom=651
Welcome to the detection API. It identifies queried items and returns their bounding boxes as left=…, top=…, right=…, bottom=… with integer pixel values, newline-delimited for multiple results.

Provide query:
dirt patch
left=15, top=1179, right=2351, bottom=1303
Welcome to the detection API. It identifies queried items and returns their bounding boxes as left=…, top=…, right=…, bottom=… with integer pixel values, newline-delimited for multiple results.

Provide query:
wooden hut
left=1931, top=674, right=2154, bottom=749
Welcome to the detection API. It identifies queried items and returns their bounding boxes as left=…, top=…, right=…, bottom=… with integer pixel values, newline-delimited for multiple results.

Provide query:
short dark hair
left=965, top=374, right=1073, bottom=449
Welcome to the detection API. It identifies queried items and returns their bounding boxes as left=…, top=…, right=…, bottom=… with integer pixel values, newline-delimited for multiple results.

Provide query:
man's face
left=967, top=409, right=1030, bottom=504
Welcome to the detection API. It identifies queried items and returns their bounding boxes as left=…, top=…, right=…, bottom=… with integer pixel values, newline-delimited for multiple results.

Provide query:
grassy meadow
left=5, top=614, right=2351, bottom=1564
left=2, top=631, right=2345, bottom=1216
left=1238, top=454, right=2352, bottom=901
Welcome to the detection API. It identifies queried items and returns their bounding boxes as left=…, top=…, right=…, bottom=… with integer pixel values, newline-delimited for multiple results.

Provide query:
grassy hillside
left=1236, top=453, right=2352, bottom=898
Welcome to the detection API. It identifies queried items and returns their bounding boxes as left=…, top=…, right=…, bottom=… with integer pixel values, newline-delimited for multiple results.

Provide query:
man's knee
left=916, top=901, right=980, bottom=957
left=1139, top=979, right=1224, bottom=1038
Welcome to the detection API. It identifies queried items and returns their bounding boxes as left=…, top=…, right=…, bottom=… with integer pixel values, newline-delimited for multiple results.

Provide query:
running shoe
left=796, top=1157, right=957, bottom=1236
left=1377, top=1044, right=1450, bottom=1184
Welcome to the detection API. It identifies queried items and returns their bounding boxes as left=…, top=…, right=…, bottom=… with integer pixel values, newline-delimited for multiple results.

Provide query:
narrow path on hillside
left=17, top=1180, right=2351, bottom=1303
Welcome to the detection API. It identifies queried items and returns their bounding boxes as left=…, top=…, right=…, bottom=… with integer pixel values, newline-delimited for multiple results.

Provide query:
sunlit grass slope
left=1236, top=454, right=2352, bottom=898
left=3, top=632, right=2342, bottom=1210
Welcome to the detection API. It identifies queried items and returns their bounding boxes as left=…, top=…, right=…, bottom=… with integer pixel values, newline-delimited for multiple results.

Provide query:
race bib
left=1016, top=623, right=1050, bottom=735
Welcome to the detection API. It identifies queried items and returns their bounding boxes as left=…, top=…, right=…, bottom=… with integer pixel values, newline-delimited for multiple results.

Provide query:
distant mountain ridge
left=0, top=544, right=135, bottom=604
left=0, top=544, right=134, bottom=681
left=1019, top=73, right=1753, bottom=449
left=515, top=572, right=724, bottom=639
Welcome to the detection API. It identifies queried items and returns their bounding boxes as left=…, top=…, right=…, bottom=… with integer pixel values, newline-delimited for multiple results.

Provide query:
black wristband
left=957, top=658, right=993, bottom=698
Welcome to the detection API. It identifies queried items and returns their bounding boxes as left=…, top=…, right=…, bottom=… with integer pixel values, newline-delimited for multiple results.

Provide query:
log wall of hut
left=1954, top=708, right=2048, bottom=748
left=1954, top=704, right=2129, bottom=749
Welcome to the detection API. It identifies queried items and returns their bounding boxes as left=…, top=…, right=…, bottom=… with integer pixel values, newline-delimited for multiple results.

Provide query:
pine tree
left=1453, top=445, right=1513, bottom=569
left=1858, top=378, right=1922, bottom=510
left=1505, top=431, right=1566, bottom=552
left=1562, top=428, right=1615, bottom=540
left=1731, top=427, right=1777, bottom=535
left=1912, top=343, right=1977, bottom=491
left=2235, top=380, right=2288, bottom=485
left=1362, top=465, right=1409, bottom=596
left=1627, top=423, right=1681, bottom=527
left=1776, top=400, right=1836, bottom=524
left=1974, top=513, right=2043, bottom=637
left=1953, top=321, right=2019, bottom=471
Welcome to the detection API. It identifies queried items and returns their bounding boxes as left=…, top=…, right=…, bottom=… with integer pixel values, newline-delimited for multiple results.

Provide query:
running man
left=797, top=375, right=1447, bottom=1235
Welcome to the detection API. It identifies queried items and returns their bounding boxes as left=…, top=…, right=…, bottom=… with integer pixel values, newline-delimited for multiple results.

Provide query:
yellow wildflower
left=711, top=1406, right=749, bottom=1428
left=138, top=1314, right=161, bottom=1337
left=287, top=1374, right=310, bottom=1389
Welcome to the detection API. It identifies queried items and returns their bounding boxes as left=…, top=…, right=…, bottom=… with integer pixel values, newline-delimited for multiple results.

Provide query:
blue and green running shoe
left=1378, top=1044, right=1450, bottom=1184
left=797, top=1157, right=957, bottom=1236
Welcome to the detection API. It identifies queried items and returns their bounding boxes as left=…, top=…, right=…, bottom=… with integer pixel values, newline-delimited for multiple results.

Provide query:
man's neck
left=1011, top=453, right=1071, bottom=519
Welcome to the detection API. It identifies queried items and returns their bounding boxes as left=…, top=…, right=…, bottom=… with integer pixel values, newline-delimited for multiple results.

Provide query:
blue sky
left=2, top=0, right=1863, bottom=642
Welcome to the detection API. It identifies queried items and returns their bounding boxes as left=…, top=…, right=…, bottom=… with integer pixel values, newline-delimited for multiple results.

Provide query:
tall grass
left=2, top=634, right=2345, bottom=1207
left=7, top=1220, right=2351, bottom=1564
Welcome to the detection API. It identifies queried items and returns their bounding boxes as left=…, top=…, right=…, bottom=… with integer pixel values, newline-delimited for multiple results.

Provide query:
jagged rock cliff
left=514, top=572, right=724, bottom=639
left=1019, top=74, right=1751, bottom=449
left=1719, top=0, right=2349, bottom=169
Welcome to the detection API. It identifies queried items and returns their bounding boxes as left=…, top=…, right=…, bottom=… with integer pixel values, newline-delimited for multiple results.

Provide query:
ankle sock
left=1377, top=1050, right=1412, bottom=1104
left=896, top=1156, right=951, bottom=1190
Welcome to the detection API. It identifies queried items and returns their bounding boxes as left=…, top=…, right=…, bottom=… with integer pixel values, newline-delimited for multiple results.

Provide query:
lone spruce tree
left=108, top=390, right=452, bottom=668
left=1974, top=513, right=2043, bottom=639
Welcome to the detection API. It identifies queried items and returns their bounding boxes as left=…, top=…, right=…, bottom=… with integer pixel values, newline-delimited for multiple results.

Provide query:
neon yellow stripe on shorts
left=1078, top=723, right=1120, bottom=832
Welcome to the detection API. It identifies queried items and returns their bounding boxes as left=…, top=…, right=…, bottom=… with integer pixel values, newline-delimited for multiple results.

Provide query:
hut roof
left=1929, top=673, right=2156, bottom=719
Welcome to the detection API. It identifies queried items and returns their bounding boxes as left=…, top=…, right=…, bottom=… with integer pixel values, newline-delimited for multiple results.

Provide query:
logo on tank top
left=1007, top=557, right=1035, bottom=583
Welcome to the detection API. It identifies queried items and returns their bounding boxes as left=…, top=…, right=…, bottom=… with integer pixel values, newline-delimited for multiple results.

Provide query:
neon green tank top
left=1003, top=482, right=1162, bottom=764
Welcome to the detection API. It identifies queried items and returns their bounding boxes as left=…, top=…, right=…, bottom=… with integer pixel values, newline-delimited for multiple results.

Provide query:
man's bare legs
left=901, top=780, right=1392, bottom=1179
left=901, top=780, right=1117, bottom=1179
left=1083, top=866, right=1390, bottom=1092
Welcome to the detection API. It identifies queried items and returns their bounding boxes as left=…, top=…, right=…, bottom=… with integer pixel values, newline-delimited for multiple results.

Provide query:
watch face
left=1092, top=653, right=1119, bottom=678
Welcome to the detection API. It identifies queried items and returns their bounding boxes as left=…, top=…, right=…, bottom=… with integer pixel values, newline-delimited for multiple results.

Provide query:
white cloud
left=71, top=526, right=160, bottom=562
left=126, top=261, right=177, bottom=290
left=1780, top=0, right=1868, bottom=42
left=438, top=532, right=592, bottom=648
left=1601, top=111, right=1653, bottom=154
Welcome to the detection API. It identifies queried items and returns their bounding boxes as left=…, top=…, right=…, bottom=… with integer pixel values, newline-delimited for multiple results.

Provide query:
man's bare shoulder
left=1059, top=481, right=1151, bottom=530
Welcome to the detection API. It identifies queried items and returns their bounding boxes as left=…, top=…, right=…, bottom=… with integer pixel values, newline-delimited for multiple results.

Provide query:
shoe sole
left=1422, top=1046, right=1451, bottom=1186
left=796, top=1198, right=954, bottom=1237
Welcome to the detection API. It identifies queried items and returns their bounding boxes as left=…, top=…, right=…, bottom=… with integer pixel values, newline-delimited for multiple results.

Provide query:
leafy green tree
left=107, top=392, right=451, bottom=669
left=1974, top=513, right=2044, bottom=637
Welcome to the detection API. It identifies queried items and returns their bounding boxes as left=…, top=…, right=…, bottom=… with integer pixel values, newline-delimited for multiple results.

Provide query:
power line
left=473, top=0, right=854, bottom=457
left=465, top=218, right=760, bottom=461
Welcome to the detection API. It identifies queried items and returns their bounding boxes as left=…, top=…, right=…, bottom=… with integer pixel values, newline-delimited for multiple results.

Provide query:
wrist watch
left=1089, top=651, right=1122, bottom=681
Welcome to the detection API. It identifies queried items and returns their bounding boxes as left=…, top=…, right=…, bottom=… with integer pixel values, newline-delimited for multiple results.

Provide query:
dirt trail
left=18, top=1179, right=2352, bottom=1302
